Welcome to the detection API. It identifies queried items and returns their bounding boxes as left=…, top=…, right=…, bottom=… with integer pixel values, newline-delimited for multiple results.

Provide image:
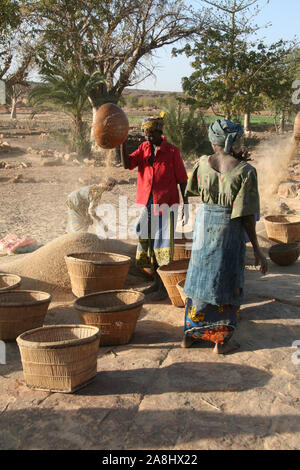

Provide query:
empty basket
left=176, top=279, right=188, bottom=306
left=0, top=273, right=21, bottom=292
left=65, top=252, right=131, bottom=297
left=157, top=259, right=190, bottom=307
left=264, top=215, right=300, bottom=244
left=74, top=290, right=145, bottom=346
left=173, top=237, right=192, bottom=261
left=0, top=290, right=51, bottom=340
left=17, top=324, right=101, bottom=393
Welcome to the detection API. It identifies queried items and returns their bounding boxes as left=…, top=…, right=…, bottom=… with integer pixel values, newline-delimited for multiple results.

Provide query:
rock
left=39, top=150, right=55, bottom=158
left=63, top=153, right=71, bottom=161
left=69, top=152, right=79, bottom=159
left=83, top=158, right=95, bottom=165
left=39, top=133, right=49, bottom=139
left=8, top=174, right=22, bottom=183
left=72, top=158, right=81, bottom=165
left=40, top=157, right=63, bottom=167
left=19, top=162, right=30, bottom=168
left=278, top=182, right=300, bottom=198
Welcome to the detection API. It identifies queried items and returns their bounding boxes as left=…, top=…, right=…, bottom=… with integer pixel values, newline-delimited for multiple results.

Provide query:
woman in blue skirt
left=182, top=119, right=268, bottom=353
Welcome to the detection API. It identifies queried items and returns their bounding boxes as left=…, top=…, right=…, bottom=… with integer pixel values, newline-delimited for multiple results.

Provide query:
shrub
left=163, top=102, right=210, bottom=158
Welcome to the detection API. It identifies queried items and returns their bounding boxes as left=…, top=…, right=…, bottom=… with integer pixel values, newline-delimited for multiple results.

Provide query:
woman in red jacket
left=121, top=113, right=188, bottom=296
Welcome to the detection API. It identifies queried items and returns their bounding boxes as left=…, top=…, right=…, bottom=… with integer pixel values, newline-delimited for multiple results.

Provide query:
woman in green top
left=182, top=119, right=267, bottom=354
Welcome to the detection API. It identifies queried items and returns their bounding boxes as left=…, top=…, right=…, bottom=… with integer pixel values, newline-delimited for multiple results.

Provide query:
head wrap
left=208, top=119, right=243, bottom=154
left=141, top=111, right=165, bottom=132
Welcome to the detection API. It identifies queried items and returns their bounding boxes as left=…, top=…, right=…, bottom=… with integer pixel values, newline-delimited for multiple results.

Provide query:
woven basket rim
left=0, top=290, right=51, bottom=307
left=0, top=273, right=22, bottom=291
left=64, top=251, right=131, bottom=265
left=74, top=289, right=145, bottom=313
left=264, top=215, right=300, bottom=225
left=16, top=324, right=100, bottom=349
left=157, top=259, right=190, bottom=275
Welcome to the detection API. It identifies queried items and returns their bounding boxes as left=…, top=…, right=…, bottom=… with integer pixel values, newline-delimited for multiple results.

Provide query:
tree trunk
left=72, top=115, right=90, bottom=158
left=244, top=113, right=250, bottom=132
left=10, top=98, right=17, bottom=119
left=90, top=106, right=98, bottom=144
left=279, top=110, right=285, bottom=134
left=274, top=113, right=279, bottom=134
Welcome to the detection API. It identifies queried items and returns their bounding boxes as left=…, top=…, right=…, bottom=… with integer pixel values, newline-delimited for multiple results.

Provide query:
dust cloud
left=255, top=135, right=298, bottom=215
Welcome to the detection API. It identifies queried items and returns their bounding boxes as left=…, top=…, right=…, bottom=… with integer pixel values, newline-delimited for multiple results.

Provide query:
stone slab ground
left=0, top=260, right=299, bottom=450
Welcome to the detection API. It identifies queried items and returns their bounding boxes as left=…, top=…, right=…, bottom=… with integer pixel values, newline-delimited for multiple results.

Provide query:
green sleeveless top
left=186, top=155, right=260, bottom=219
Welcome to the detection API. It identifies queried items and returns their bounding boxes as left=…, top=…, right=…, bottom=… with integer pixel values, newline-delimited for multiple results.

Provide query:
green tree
left=263, top=47, right=300, bottom=132
left=24, top=0, right=208, bottom=126
left=163, top=101, right=208, bottom=157
left=1, top=1, right=39, bottom=118
left=29, top=70, right=108, bottom=156
left=172, top=0, right=292, bottom=131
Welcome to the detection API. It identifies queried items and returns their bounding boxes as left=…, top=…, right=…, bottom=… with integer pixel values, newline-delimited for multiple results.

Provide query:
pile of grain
left=0, top=232, right=137, bottom=293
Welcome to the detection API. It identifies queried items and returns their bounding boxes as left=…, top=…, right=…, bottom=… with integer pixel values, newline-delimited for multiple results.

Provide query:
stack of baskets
left=64, top=250, right=145, bottom=347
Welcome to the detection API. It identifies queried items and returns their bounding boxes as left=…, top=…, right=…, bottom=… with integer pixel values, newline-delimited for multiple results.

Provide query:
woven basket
left=17, top=325, right=100, bottom=393
left=157, top=259, right=190, bottom=307
left=74, top=290, right=145, bottom=346
left=65, top=252, right=131, bottom=297
left=176, top=279, right=188, bottom=306
left=0, top=290, right=51, bottom=340
left=264, top=215, right=300, bottom=244
left=268, top=243, right=299, bottom=266
left=173, top=238, right=192, bottom=261
left=0, top=273, right=21, bottom=292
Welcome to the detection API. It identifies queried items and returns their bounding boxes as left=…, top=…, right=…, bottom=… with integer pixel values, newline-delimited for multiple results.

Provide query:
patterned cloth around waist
left=184, top=204, right=246, bottom=306
left=135, top=195, right=177, bottom=267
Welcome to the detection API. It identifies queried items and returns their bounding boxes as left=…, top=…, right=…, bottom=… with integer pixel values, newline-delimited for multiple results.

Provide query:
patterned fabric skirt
left=136, top=197, right=177, bottom=268
left=184, top=297, right=240, bottom=344
left=183, top=203, right=245, bottom=344
left=66, top=208, right=92, bottom=233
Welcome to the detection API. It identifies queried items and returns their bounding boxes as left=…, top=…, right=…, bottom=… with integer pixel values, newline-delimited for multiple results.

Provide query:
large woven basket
left=264, top=215, right=300, bottom=244
left=157, top=259, right=190, bottom=307
left=268, top=243, right=299, bottom=266
left=176, top=279, right=188, bottom=306
left=0, top=273, right=21, bottom=292
left=65, top=252, right=131, bottom=297
left=173, top=237, right=193, bottom=261
left=0, top=290, right=51, bottom=340
left=17, top=325, right=100, bottom=393
left=74, top=290, right=145, bottom=346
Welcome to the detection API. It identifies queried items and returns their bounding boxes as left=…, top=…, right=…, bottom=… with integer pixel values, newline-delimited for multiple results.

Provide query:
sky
left=137, top=0, right=300, bottom=92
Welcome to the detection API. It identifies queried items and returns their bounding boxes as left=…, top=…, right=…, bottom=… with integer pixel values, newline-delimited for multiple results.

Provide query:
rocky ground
left=0, top=111, right=299, bottom=451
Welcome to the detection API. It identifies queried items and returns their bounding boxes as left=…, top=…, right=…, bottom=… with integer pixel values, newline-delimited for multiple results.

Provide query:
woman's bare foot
left=181, top=335, right=194, bottom=348
left=213, top=340, right=240, bottom=355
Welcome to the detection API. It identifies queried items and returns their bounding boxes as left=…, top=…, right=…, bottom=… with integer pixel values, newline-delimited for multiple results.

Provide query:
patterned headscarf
left=141, top=111, right=165, bottom=132
left=208, top=119, right=243, bottom=154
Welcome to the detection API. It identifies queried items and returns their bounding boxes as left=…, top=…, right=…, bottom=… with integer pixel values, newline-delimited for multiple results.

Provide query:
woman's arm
left=120, top=141, right=131, bottom=169
left=242, top=214, right=268, bottom=275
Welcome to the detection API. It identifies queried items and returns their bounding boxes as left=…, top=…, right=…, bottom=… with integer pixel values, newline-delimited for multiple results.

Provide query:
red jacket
left=129, top=138, right=187, bottom=214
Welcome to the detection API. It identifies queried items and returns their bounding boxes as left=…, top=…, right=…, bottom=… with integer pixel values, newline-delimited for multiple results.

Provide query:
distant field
left=126, top=110, right=282, bottom=130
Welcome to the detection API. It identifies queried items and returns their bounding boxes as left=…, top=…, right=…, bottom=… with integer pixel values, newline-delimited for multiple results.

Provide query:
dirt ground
left=0, top=111, right=299, bottom=451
